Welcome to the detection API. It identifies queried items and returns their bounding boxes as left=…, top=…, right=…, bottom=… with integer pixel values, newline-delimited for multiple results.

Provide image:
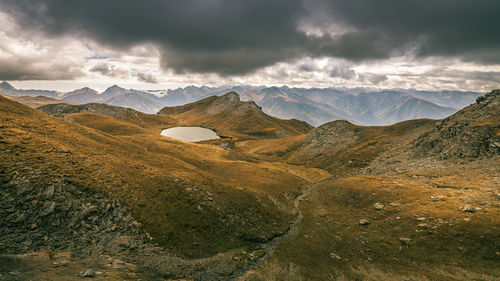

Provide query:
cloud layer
left=1, top=0, right=499, bottom=76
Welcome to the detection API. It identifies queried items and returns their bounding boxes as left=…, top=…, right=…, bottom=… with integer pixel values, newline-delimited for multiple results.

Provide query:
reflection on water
left=160, top=126, right=220, bottom=142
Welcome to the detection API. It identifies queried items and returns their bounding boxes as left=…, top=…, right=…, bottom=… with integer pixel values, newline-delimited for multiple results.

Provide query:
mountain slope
left=407, top=90, right=481, bottom=109
left=236, top=90, right=500, bottom=280
left=238, top=91, right=498, bottom=174
left=62, top=87, right=100, bottom=104
left=237, top=118, right=436, bottom=175
left=62, top=85, right=166, bottom=114
left=0, top=81, right=62, bottom=98
left=1, top=95, right=329, bottom=265
left=412, top=89, right=500, bottom=159
left=240, top=87, right=349, bottom=126
left=2, top=82, right=479, bottom=125
left=105, top=90, right=164, bottom=113
left=158, top=91, right=313, bottom=140
left=2, top=95, right=78, bottom=108
left=353, top=91, right=457, bottom=125
left=38, top=102, right=176, bottom=133
left=0, top=81, right=16, bottom=91
left=159, top=85, right=223, bottom=106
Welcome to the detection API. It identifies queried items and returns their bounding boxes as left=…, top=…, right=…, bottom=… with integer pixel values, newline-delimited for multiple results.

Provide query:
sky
left=0, top=0, right=499, bottom=92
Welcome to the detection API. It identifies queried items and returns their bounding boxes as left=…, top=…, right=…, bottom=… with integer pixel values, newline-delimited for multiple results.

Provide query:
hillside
left=238, top=90, right=500, bottom=177
left=62, top=87, right=100, bottom=104
left=2, top=95, right=78, bottom=108
left=1, top=90, right=498, bottom=280
left=238, top=118, right=436, bottom=175
left=407, top=90, right=482, bottom=109
left=236, top=90, right=500, bottom=280
left=349, top=91, right=457, bottom=125
left=237, top=91, right=500, bottom=175
left=64, top=85, right=165, bottom=114
left=413, top=89, right=500, bottom=159
left=38, top=102, right=176, bottom=134
left=0, top=82, right=62, bottom=98
left=158, top=91, right=313, bottom=140
left=240, top=87, right=348, bottom=126
left=1, top=95, right=331, bottom=279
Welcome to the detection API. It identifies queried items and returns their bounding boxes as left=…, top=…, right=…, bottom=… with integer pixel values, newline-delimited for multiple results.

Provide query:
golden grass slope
left=66, top=112, right=148, bottom=135
left=237, top=118, right=436, bottom=176
left=2, top=90, right=499, bottom=280
left=2, top=95, right=78, bottom=108
left=0, top=95, right=329, bottom=259
left=246, top=162, right=500, bottom=280
left=237, top=90, right=500, bottom=280
left=38, top=102, right=177, bottom=134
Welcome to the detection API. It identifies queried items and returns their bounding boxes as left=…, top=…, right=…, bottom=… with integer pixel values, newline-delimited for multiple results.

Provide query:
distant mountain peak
left=106, top=85, right=125, bottom=91
left=0, top=81, right=15, bottom=91
left=101, top=85, right=129, bottom=98
left=74, top=87, right=97, bottom=93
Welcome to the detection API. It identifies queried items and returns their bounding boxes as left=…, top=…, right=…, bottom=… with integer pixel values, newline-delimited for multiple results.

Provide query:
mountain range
left=0, top=81, right=481, bottom=126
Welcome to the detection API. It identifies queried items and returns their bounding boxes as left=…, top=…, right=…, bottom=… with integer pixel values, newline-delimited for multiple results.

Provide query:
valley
left=0, top=89, right=499, bottom=280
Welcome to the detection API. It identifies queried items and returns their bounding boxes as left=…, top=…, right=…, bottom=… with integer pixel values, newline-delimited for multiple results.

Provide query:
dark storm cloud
left=1, top=0, right=499, bottom=76
left=0, top=58, right=84, bottom=80
left=309, top=0, right=500, bottom=63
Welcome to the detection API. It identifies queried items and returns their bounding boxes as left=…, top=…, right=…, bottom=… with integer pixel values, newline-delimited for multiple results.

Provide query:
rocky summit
left=413, top=89, right=500, bottom=159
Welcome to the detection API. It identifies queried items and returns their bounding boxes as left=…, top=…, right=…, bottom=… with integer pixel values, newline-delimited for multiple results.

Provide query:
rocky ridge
left=413, top=89, right=500, bottom=159
left=39, top=103, right=145, bottom=119
left=38, top=102, right=176, bottom=130
left=300, top=120, right=357, bottom=152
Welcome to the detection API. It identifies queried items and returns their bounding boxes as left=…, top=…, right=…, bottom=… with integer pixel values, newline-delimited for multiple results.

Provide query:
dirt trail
left=232, top=176, right=336, bottom=279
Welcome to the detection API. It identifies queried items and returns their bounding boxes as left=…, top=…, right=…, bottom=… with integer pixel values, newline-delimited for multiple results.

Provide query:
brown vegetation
left=1, top=90, right=499, bottom=280
left=2, top=95, right=78, bottom=108
left=0, top=95, right=327, bottom=261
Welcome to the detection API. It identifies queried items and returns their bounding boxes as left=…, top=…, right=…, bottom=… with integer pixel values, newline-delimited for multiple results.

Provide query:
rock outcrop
left=0, top=172, right=149, bottom=257
left=413, top=89, right=500, bottom=159
left=38, top=102, right=176, bottom=129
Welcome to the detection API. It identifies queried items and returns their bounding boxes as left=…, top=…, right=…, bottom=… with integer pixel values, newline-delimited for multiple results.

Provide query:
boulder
left=462, top=205, right=476, bottom=212
left=82, top=269, right=96, bottom=278
left=399, top=238, right=412, bottom=244
left=359, top=219, right=370, bottom=226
